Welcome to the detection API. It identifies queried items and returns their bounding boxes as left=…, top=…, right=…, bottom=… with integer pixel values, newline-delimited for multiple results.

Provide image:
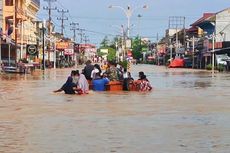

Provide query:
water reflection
left=0, top=65, right=230, bottom=153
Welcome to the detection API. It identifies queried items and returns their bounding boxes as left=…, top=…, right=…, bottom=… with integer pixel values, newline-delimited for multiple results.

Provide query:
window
left=5, top=0, right=13, bottom=6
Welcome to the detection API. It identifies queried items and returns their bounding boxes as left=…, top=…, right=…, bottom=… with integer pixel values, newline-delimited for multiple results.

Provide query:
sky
left=38, top=0, right=230, bottom=46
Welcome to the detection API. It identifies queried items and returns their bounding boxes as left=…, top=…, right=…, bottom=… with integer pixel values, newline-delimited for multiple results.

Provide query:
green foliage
left=217, top=64, right=225, bottom=72
left=100, top=36, right=110, bottom=47
left=98, top=47, right=116, bottom=62
left=119, top=60, right=128, bottom=69
left=146, top=61, right=155, bottom=65
left=107, top=47, right=116, bottom=61
left=131, top=36, right=148, bottom=60
left=206, top=64, right=212, bottom=70
left=110, top=36, right=121, bottom=49
left=96, top=49, right=106, bottom=57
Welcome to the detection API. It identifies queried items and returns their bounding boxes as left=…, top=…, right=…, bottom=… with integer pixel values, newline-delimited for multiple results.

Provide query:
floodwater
left=0, top=64, right=230, bottom=153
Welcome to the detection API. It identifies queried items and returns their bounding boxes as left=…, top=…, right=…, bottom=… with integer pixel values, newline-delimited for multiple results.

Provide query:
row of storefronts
left=154, top=8, right=230, bottom=70
left=0, top=0, right=40, bottom=66
left=0, top=0, right=97, bottom=69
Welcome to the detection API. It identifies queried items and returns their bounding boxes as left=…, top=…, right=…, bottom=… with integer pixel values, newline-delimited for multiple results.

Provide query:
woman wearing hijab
left=133, top=72, right=152, bottom=91
left=75, top=70, right=89, bottom=94
left=91, top=64, right=102, bottom=80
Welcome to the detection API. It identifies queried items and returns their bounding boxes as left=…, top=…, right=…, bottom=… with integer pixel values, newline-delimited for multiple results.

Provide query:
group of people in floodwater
left=54, top=60, right=152, bottom=95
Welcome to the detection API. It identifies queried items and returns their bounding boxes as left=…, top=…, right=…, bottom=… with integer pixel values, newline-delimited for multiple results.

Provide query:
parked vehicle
left=183, top=58, right=193, bottom=68
left=216, top=54, right=230, bottom=66
left=168, top=58, right=184, bottom=68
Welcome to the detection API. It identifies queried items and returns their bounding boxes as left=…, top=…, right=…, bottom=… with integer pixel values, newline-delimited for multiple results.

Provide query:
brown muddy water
left=0, top=64, right=230, bottom=153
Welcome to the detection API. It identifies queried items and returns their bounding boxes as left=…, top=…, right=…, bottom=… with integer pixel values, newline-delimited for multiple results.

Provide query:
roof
left=187, top=26, right=197, bottom=33
left=190, top=13, right=215, bottom=26
left=215, top=7, right=230, bottom=15
left=79, top=44, right=96, bottom=48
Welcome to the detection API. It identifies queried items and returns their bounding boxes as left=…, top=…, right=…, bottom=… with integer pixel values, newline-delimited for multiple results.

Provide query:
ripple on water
left=0, top=65, right=230, bottom=152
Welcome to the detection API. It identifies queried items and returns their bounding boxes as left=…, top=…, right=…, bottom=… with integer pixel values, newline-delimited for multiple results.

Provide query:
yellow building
left=1, top=0, right=40, bottom=63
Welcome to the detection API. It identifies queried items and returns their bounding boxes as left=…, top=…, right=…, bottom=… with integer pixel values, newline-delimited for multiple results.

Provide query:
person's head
left=140, top=74, right=147, bottom=80
left=102, top=72, right=108, bottom=78
left=94, top=64, right=101, bottom=71
left=139, top=71, right=144, bottom=78
left=108, top=61, right=116, bottom=67
left=71, top=70, right=76, bottom=76
left=139, top=71, right=144, bottom=76
left=75, top=70, right=80, bottom=76
left=124, top=68, right=127, bottom=73
left=85, top=60, right=92, bottom=65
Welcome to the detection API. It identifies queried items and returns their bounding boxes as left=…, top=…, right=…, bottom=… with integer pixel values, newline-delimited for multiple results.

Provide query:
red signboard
left=208, top=42, right=223, bottom=49
left=127, top=50, right=132, bottom=56
left=56, top=42, right=69, bottom=50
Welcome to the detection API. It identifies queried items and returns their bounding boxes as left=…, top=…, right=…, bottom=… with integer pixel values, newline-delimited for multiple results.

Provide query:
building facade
left=0, top=0, right=2, bottom=29
left=1, top=0, right=40, bottom=64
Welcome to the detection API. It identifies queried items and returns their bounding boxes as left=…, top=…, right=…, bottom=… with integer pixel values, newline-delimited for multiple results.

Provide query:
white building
left=214, top=8, right=230, bottom=42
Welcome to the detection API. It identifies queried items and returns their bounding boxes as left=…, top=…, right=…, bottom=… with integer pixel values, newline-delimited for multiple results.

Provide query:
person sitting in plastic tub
left=133, top=72, right=152, bottom=92
left=105, top=61, right=119, bottom=81
left=74, top=70, right=89, bottom=94
left=92, top=72, right=110, bottom=91
left=122, top=68, right=134, bottom=91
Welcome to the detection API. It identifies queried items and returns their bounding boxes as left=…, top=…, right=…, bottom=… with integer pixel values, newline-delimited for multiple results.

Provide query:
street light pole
left=42, top=22, right=45, bottom=70
left=20, top=20, right=24, bottom=59
left=0, top=35, right=1, bottom=63
left=212, top=33, right=215, bottom=78
left=137, top=14, right=142, bottom=37
left=192, top=35, right=195, bottom=69
left=127, top=6, right=131, bottom=38
left=54, top=40, right=56, bottom=69
left=169, top=37, right=173, bottom=61
left=109, top=5, right=147, bottom=38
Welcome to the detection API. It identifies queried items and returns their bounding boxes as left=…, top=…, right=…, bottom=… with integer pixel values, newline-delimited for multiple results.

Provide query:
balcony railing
left=31, top=0, right=40, bottom=8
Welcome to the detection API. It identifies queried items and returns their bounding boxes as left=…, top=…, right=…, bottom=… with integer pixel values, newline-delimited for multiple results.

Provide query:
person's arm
left=147, top=82, right=153, bottom=91
left=53, top=89, right=63, bottom=93
left=104, top=77, right=110, bottom=84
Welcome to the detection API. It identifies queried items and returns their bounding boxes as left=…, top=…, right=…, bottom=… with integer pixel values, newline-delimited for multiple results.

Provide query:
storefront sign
left=64, top=49, right=74, bottom=55
left=27, top=44, right=38, bottom=55
left=56, top=42, right=69, bottom=50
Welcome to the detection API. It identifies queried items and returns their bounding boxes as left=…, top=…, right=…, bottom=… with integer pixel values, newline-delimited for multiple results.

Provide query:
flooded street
left=0, top=64, right=230, bottom=153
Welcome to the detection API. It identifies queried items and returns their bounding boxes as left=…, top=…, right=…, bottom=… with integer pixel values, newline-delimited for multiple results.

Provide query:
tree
left=100, top=36, right=110, bottom=47
left=109, top=36, right=122, bottom=50
left=98, top=36, right=117, bottom=62
left=97, top=47, right=116, bottom=62
left=132, top=36, right=147, bottom=60
left=107, top=47, right=116, bottom=61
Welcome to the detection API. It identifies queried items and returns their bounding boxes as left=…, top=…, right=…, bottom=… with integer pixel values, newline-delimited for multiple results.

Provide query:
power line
left=43, top=0, right=57, bottom=61
left=78, top=28, right=85, bottom=43
left=83, top=35, right=90, bottom=44
left=43, top=0, right=57, bottom=29
left=57, top=9, right=69, bottom=35
left=70, top=22, right=79, bottom=42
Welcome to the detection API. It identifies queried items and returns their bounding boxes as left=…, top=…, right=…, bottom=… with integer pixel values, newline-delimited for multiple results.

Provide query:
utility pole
left=83, top=35, right=89, bottom=44
left=192, top=36, right=195, bottom=69
left=78, top=28, right=85, bottom=43
left=42, top=22, right=45, bottom=70
left=70, top=22, right=79, bottom=42
left=43, top=0, right=57, bottom=63
left=212, top=33, right=215, bottom=78
left=156, top=33, right=159, bottom=65
left=57, top=9, right=69, bottom=35
left=15, top=0, right=18, bottom=62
